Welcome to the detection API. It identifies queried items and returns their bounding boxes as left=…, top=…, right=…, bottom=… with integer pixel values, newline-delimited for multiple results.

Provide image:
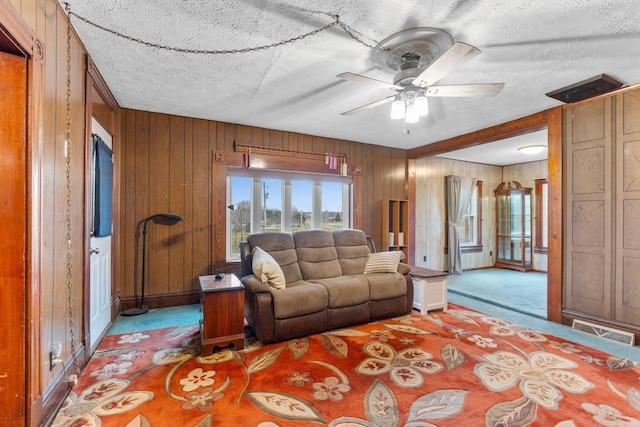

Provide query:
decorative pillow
left=252, top=246, right=286, bottom=289
left=363, top=251, right=404, bottom=274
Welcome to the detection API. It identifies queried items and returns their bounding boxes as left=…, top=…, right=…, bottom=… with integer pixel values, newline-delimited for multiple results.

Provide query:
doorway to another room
left=89, top=118, right=113, bottom=349
left=415, top=128, right=549, bottom=320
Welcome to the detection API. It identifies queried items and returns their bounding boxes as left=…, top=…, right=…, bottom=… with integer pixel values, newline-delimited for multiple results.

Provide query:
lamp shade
left=390, top=100, right=405, bottom=119
left=405, top=104, right=419, bottom=123
left=414, top=95, right=429, bottom=116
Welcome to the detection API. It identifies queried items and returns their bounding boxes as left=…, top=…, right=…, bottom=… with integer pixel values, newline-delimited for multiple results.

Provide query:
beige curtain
left=446, top=175, right=478, bottom=275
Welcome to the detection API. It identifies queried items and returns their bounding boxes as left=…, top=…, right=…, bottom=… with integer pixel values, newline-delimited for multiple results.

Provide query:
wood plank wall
left=117, top=109, right=408, bottom=303
left=7, top=0, right=89, bottom=421
left=414, top=157, right=502, bottom=271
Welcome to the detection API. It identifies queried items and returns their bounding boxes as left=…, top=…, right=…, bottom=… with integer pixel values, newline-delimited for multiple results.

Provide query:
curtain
left=446, top=175, right=477, bottom=275
left=94, top=134, right=113, bottom=237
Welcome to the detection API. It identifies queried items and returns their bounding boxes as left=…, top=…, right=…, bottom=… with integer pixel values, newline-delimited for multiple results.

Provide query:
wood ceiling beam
left=406, top=110, right=549, bottom=159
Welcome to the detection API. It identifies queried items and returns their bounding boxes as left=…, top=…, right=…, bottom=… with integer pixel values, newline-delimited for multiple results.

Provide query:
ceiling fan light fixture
left=414, top=94, right=429, bottom=116
left=390, top=99, right=405, bottom=119
left=519, top=145, right=546, bottom=155
left=405, top=103, right=419, bottom=124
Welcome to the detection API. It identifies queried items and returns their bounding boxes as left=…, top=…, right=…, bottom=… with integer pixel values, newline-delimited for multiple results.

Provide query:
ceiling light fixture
left=519, top=145, right=547, bottom=155
left=390, top=90, right=429, bottom=124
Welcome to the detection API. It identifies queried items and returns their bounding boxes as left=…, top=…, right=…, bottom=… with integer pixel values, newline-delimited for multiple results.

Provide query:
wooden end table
left=409, top=266, right=449, bottom=314
left=199, top=274, right=245, bottom=355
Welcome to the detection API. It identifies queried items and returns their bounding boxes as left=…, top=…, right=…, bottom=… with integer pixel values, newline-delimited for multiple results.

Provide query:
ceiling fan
left=338, top=28, right=505, bottom=123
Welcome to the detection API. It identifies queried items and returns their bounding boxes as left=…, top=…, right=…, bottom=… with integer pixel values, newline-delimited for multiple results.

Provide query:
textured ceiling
left=64, top=0, right=640, bottom=155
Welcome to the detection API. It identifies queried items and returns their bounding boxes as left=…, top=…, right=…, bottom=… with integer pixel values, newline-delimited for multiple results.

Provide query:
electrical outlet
left=490, top=251, right=493, bottom=257
left=50, top=341, right=62, bottom=371
left=423, top=256, right=427, bottom=262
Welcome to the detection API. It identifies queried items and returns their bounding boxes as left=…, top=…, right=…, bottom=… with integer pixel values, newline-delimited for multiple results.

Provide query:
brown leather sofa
left=239, top=229, right=413, bottom=344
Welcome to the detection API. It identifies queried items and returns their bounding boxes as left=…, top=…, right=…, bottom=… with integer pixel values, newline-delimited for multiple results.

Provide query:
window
left=534, top=178, right=548, bottom=253
left=291, top=180, right=312, bottom=232
left=459, top=185, right=477, bottom=246
left=227, top=168, right=352, bottom=259
left=445, top=180, right=483, bottom=253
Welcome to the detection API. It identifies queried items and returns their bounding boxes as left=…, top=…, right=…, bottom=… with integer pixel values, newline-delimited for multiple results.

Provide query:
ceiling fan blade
left=341, top=95, right=396, bottom=116
left=337, top=72, right=403, bottom=91
left=426, top=83, right=505, bottom=97
left=412, top=42, right=481, bottom=88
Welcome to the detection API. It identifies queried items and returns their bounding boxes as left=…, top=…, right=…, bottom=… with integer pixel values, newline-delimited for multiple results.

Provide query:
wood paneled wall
left=563, top=86, right=640, bottom=335
left=117, top=109, right=408, bottom=303
left=414, top=157, right=503, bottom=271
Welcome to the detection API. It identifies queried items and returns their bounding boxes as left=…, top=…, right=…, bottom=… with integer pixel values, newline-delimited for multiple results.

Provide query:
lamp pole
left=123, top=213, right=184, bottom=316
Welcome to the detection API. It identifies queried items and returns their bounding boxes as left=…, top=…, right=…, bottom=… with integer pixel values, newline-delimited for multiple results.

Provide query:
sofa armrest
left=239, top=241, right=253, bottom=277
left=241, top=274, right=272, bottom=293
left=242, top=274, right=276, bottom=343
left=397, top=262, right=411, bottom=275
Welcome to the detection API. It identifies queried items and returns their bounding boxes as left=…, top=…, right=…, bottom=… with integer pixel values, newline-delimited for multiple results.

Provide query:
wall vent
left=546, top=74, right=623, bottom=103
left=572, top=319, right=635, bottom=346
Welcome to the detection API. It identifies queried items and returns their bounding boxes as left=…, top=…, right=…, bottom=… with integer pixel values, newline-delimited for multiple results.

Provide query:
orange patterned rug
left=52, top=304, right=640, bottom=426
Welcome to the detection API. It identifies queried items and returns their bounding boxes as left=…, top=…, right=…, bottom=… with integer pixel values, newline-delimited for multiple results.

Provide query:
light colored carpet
left=447, top=268, right=547, bottom=318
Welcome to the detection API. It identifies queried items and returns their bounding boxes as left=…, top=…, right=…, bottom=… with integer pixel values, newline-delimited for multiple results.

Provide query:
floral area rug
left=52, top=304, right=640, bottom=426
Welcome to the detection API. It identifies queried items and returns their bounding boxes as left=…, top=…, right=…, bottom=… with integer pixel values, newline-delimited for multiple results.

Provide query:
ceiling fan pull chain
left=64, top=2, right=82, bottom=379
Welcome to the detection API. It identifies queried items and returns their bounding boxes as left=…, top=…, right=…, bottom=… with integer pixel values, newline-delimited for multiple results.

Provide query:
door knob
left=90, top=248, right=100, bottom=254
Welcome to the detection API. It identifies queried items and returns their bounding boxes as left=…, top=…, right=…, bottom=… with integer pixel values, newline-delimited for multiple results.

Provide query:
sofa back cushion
left=332, top=229, right=370, bottom=275
left=294, top=229, right=342, bottom=280
left=247, top=232, right=302, bottom=283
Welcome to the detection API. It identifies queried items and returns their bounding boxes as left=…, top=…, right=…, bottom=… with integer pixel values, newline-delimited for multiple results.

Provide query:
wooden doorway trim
left=0, top=0, right=45, bottom=424
left=83, top=56, right=119, bottom=352
left=406, top=110, right=563, bottom=323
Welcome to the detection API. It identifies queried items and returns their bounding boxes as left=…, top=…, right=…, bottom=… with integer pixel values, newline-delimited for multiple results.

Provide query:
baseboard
left=119, top=290, right=200, bottom=311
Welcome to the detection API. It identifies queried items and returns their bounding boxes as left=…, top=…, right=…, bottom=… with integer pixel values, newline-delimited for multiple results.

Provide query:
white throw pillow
left=252, top=246, right=286, bottom=289
left=363, top=251, right=403, bottom=274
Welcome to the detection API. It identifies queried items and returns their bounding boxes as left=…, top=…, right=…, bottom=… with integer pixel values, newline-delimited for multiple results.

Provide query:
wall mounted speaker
left=546, top=74, right=623, bottom=103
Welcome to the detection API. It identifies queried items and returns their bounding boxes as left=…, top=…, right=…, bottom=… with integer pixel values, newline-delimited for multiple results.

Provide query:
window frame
left=534, top=178, right=548, bottom=254
left=226, top=167, right=353, bottom=260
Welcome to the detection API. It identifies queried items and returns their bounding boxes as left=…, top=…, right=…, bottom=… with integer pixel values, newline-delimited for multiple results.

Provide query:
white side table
left=409, top=266, right=449, bottom=314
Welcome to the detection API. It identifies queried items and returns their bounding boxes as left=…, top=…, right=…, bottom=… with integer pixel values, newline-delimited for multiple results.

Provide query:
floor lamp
left=122, top=213, right=184, bottom=316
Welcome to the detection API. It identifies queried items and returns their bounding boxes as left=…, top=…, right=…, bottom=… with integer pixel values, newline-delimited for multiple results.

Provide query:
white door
left=89, top=118, right=112, bottom=348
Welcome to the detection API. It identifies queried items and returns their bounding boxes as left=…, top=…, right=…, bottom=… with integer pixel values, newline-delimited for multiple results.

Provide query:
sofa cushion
left=364, top=251, right=403, bottom=274
left=247, top=232, right=302, bottom=283
left=294, top=230, right=342, bottom=280
left=366, top=272, right=407, bottom=300
left=252, top=246, right=286, bottom=289
left=313, top=275, right=370, bottom=308
left=271, top=282, right=328, bottom=318
left=333, top=229, right=370, bottom=275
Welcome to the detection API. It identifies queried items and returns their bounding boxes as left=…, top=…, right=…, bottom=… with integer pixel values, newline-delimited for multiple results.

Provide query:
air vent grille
left=572, top=319, right=635, bottom=346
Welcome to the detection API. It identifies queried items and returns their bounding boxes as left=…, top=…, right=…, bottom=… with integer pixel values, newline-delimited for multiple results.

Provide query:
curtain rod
left=233, top=141, right=347, bottom=163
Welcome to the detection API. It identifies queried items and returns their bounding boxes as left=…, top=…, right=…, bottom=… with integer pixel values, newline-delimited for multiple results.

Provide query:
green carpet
left=447, top=267, right=547, bottom=318
left=108, top=304, right=201, bottom=335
